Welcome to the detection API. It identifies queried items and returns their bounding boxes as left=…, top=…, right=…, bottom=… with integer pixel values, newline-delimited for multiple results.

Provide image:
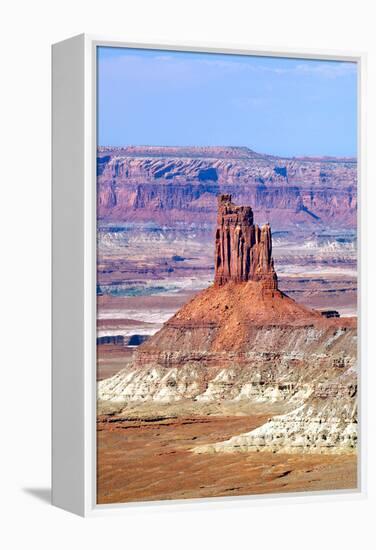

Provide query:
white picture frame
left=52, top=34, right=367, bottom=517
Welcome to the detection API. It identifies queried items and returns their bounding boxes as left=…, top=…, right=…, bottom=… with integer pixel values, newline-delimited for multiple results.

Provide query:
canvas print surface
left=96, top=46, right=358, bottom=504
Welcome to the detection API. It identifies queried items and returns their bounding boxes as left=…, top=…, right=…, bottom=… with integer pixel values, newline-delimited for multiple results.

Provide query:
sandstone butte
left=98, top=195, right=358, bottom=455
left=214, top=194, right=278, bottom=289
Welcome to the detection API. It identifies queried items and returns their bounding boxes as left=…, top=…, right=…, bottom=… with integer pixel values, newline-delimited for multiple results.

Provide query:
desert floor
left=96, top=415, right=357, bottom=505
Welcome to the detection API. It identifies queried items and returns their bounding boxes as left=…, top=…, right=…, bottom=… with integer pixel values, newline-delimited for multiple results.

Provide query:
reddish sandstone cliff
left=214, top=194, right=278, bottom=289
left=97, top=146, right=357, bottom=229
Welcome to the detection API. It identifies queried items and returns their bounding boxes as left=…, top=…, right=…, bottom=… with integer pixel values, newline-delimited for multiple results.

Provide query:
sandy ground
left=97, top=345, right=134, bottom=381
left=96, top=415, right=357, bottom=505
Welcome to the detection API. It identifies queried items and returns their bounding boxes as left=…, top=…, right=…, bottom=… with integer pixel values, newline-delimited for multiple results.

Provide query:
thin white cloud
left=294, top=61, right=357, bottom=78
left=99, top=50, right=357, bottom=89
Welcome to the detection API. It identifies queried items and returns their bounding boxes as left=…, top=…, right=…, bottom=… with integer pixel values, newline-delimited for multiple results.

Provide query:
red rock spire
left=214, top=194, right=278, bottom=289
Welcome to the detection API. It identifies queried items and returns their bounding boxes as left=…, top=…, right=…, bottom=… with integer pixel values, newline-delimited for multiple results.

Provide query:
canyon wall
left=97, top=146, right=357, bottom=230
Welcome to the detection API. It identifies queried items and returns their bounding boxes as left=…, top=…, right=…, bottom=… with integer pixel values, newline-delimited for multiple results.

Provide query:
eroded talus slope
left=99, top=284, right=356, bottom=381
left=98, top=282, right=357, bottom=454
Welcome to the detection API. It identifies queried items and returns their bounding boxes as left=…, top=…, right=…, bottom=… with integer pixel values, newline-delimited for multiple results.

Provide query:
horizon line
left=97, top=144, right=357, bottom=160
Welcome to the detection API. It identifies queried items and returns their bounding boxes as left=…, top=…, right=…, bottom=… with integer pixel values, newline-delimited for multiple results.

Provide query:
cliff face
left=97, top=146, right=357, bottom=230
left=98, top=196, right=357, bottom=454
left=214, top=194, right=277, bottom=288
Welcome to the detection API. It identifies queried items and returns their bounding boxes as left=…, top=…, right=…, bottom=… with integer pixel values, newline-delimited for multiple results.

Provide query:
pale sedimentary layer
left=97, top=320, right=357, bottom=454
left=98, top=356, right=356, bottom=403
left=193, top=392, right=357, bottom=455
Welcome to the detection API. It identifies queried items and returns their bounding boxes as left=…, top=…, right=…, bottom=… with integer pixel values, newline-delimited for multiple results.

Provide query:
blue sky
left=97, top=47, right=357, bottom=157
